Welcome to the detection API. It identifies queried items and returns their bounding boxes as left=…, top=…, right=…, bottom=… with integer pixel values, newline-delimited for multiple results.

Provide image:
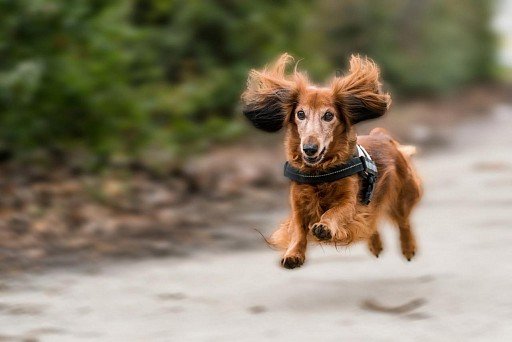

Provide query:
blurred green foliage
left=318, top=0, right=496, bottom=94
left=0, top=0, right=496, bottom=165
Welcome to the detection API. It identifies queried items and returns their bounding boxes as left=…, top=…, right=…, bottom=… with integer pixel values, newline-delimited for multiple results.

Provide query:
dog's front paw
left=311, top=223, right=332, bottom=241
left=281, top=253, right=305, bottom=269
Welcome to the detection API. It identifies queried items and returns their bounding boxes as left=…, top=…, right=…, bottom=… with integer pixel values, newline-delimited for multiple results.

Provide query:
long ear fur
left=241, top=54, right=298, bottom=132
left=332, top=55, right=391, bottom=124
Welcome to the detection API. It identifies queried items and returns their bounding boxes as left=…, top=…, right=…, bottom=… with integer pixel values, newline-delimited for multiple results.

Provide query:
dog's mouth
left=302, top=147, right=326, bottom=166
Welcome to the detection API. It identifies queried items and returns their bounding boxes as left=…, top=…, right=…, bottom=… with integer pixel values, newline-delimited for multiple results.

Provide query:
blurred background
left=1, top=0, right=512, bottom=340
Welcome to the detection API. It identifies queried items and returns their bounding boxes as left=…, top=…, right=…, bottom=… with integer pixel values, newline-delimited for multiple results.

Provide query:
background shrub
left=0, top=0, right=497, bottom=165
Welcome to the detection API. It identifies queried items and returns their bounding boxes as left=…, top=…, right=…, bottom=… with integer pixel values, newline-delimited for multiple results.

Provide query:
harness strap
left=283, top=144, right=378, bottom=204
left=284, top=158, right=365, bottom=184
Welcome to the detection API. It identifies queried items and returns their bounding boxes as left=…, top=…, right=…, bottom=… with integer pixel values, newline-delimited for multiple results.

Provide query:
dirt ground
left=0, top=98, right=512, bottom=341
left=1, top=103, right=512, bottom=341
left=0, top=86, right=507, bottom=274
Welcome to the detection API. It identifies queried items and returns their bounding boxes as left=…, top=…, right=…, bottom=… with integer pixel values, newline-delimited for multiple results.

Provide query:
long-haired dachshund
left=241, top=54, right=422, bottom=269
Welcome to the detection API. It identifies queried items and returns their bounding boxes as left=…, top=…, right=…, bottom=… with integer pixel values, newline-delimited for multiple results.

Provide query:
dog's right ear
left=241, top=54, right=298, bottom=132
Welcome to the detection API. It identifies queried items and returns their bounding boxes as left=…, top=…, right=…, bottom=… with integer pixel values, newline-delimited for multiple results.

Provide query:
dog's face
left=242, top=54, right=390, bottom=167
left=292, top=88, right=341, bottom=165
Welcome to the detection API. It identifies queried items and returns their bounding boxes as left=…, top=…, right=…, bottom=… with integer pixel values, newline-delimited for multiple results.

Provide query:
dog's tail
left=370, top=128, right=418, bottom=157
left=397, top=144, right=417, bottom=157
left=396, top=143, right=423, bottom=200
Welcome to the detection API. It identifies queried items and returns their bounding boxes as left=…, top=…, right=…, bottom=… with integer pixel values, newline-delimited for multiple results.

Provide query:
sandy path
left=1, top=106, right=512, bottom=341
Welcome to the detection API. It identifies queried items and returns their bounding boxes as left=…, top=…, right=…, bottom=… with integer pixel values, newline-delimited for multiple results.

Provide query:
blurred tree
left=0, top=0, right=497, bottom=167
left=317, top=0, right=496, bottom=95
left=0, top=0, right=324, bottom=164
left=129, top=0, right=327, bottom=155
left=0, top=0, right=148, bottom=160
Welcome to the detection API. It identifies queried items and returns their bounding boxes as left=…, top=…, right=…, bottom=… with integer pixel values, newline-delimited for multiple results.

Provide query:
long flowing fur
left=331, top=55, right=391, bottom=124
left=242, top=54, right=422, bottom=269
left=242, top=54, right=307, bottom=132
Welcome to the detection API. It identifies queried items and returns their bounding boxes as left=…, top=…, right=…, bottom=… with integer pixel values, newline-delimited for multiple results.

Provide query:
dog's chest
left=310, top=179, right=353, bottom=211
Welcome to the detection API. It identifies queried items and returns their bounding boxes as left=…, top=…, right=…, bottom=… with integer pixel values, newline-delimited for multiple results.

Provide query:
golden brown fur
left=242, top=54, right=422, bottom=269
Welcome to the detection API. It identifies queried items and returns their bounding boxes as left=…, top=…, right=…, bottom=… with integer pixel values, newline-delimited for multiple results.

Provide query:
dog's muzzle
left=302, top=147, right=325, bottom=165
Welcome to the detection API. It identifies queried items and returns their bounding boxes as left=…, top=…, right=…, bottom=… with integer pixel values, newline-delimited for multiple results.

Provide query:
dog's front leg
left=281, top=185, right=311, bottom=269
left=280, top=215, right=307, bottom=269
left=311, top=202, right=356, bottom=244
left=311, top=180, right=358, bottom=244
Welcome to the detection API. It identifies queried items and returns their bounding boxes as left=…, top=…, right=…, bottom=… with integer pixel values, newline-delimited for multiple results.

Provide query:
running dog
left=241, top=54, right=422, bottom=269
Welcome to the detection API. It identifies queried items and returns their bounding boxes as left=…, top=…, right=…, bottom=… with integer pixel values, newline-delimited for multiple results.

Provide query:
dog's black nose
left=302, top=144, right=318, bottom=156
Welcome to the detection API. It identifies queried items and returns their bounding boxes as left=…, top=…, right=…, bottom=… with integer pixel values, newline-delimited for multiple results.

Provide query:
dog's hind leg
left=368, top=231, right=383, bottom=258
left=396, top=218, right=416, bottom=261
left=389, top=197, right=418, bottom=261
left=386, top=144, right=422, bottom=261
left=390, top=180, right=421, bottom=261
left=395, top=217, right=417, bottom=261
left=365, top=215, right=383, bottom=257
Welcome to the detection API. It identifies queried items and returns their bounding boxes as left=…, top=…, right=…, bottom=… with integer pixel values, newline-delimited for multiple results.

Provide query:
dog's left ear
left=332, top=55, right=391, bottom=125
left=241, top=54, right=298, bottom=132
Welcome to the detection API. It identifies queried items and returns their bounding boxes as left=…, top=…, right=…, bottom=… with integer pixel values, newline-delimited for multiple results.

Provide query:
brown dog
left=241, top=54, right=422, bottom=269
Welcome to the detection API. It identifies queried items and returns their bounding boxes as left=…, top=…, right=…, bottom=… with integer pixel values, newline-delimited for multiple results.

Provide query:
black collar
left=283, top=144, right=378, bottom=204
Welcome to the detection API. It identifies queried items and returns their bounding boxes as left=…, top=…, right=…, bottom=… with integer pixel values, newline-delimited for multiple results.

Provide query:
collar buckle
left=359, top=155, right=377, bottom=176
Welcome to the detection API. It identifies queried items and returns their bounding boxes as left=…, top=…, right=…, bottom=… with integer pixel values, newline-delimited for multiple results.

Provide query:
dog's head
left=241, top=54, right=391, bottom=168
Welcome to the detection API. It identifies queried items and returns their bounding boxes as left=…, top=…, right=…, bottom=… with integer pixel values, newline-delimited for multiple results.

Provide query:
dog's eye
left=296, top=110, right=306, bottom=120
left=323, top=111, right=334, bottom=122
